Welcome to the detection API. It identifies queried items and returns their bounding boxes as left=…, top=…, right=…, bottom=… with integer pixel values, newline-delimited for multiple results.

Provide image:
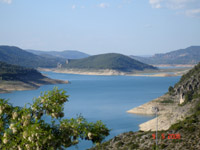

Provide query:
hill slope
left=0, top=61, right=68, bottom=93
left=90, top=63, right=200, bottom=150
left=131, top=46, right=200, bottom=65
left=27, top=49, right=90, bottom=59
left=62, top=53, right=157, bottom=72
left=0, top=46, right=65, bottom=68
left=0, top=61, right=44, bottom=81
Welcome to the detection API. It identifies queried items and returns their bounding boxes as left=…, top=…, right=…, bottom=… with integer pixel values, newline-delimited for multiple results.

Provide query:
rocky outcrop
left=174, top=73, right=200, bottom=104
left=127, top=94, right=193, bottom=131
left=90, top=63, right=200, bottom=150
left=128, top=63, right=200, bottom=131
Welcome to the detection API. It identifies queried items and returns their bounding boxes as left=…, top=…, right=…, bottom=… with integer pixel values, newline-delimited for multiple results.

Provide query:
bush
left=0, top=87, right=109, bottom=149
left=160, top=99, right=174, bottom=104
left=129, top=143, right=139, bottom=149
left=185, top=91, right=194, bottom=102
left=168, top=86, right=175, bottom=95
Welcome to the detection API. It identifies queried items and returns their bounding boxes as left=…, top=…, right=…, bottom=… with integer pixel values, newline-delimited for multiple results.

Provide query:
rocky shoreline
left=127, top=94, right=195, bottom=131
left=38, top=68, right=190, bottom=77
left=0, top=77, right=68, bottom=94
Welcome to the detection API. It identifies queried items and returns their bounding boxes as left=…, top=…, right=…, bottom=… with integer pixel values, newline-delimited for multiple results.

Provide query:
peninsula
left=0, top=61, right=68, bottom=93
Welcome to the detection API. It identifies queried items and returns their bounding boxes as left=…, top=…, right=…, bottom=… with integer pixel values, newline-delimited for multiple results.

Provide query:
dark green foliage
left=128, top=143, right=139, bottom=149
left=160, top=143, right=167, bottom=149
left=0, top=61, right=43, bottom=81
left=185, top=91, right=194, bottom=102
left=63, top=53, right=157, bottom=72
left=132, top=46, right=200, bottom=65
left=177, top=63, right=200, bottom=85
left=194, top=99, right=200, bottom=111
left=0, top=46, right=65, bottom=68
left=168, top=86, right=175, bottom=95
left=116, top=141, right=124, bottom=147
left=152, top=144, right=158, bottom=150
left=160, top=99, right=174, bottom=104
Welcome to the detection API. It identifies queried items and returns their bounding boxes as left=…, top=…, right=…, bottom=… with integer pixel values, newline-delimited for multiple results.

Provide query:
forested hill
left=131, top=46, right=200, bottom=65
left=62, top=53, right=157, bottom=72
left=0, top=61, right=44, bottom=81
left=0, top=46, right=65, bottom=68
left=0, top=61, right=68, bottom=93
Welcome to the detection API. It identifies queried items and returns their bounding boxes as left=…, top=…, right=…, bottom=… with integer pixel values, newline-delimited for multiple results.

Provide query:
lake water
left=0, top=72, right=180, bottom=149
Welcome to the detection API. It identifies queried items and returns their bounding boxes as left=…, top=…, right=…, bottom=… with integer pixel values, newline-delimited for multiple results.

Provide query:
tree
left=0, top=87, right=110, bottom=150
left=168, top=86, right=175, bottom=95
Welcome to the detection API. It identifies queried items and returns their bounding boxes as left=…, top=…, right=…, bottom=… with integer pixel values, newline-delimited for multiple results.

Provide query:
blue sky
left=0, top=0, right=200, bottom=55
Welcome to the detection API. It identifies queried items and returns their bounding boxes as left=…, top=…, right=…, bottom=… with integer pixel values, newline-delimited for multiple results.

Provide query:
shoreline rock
left=127, top=94, right=194, bottom=131
left=0, top=77, right=68, bottom=94
left=38, top=68, right=189, bottom=77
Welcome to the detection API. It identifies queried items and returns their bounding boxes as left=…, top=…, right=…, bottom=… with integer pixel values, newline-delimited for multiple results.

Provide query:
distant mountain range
left=1, top=45, right=198, bottom=70
left=27, top=49, right=90, bottom=59
left=131, top=46, right=200, bottom=65
left=62, top=53, right=157, bottom=72
left=0, top=46, right=66, bottom=68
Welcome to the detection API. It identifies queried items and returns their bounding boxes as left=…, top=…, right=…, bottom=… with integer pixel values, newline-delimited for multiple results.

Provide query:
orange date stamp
left=152, top=133, right=181, bottom=139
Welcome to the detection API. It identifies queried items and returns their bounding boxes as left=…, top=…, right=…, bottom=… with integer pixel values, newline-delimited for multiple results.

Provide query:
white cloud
left=98, top=3, right=109, bottom=8
left=0, top=0, right=12, bottom=4
left=72, top=5, right=76, bottom=9
left=149, top=0, right=162, bottom=8
left=165, top=0, right=193, bottom=9
left=149, top=0, right=200, bottom=18
left=186, top=8, right=200, bottom=17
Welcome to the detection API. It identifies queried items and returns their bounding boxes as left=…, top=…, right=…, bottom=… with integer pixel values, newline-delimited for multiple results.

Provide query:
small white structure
left=66, top=60, right=69, bottom=64
left=57, top=63, right=62, bottom=68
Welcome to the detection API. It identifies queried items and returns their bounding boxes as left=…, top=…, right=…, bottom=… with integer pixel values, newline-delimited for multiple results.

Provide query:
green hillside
left=131, top=46, right=200, bottom=65
left=0, top=46, right=65, bottom=68
left=0, top=61, right=44, bottom=81
left=0, top=61, right=68, bottom=93
left=63, top=53, right=157, bottom=72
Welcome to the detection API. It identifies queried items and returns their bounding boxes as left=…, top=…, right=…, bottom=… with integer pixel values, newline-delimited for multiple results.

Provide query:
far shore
left=154, top=64, right=195, bottom=67
left=38, top=67, right=191, bottom=77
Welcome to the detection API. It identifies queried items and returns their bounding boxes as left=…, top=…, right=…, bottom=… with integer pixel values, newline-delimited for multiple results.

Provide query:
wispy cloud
left=149, top=0, right=162, bottom=8
left=72, top=4, right=76, bottom=9
left=0, top=0, right=12, bottom=4
left=149, top=0, right=200, bottom=18
left=98, top=3, right=109, bottom=8
left=185, top=8, right=200, bottom=17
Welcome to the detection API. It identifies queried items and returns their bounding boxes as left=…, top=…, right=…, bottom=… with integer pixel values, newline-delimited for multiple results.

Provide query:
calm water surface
left=0, top=72, right=180, bottom=149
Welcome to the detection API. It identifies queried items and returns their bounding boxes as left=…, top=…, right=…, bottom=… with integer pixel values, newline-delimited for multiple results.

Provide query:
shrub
left=168, top=86, right=175, bottom=95
left=0, top=87, right=110, bottom=149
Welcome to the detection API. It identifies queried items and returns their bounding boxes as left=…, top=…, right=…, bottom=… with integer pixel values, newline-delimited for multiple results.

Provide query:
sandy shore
left=0, top=77, right=68, bottom=94
left=39, top=68, right=190, bottom=77
left=127, top=94, right=194, bottom=131
left=154, top=64, right=195, bottom=67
